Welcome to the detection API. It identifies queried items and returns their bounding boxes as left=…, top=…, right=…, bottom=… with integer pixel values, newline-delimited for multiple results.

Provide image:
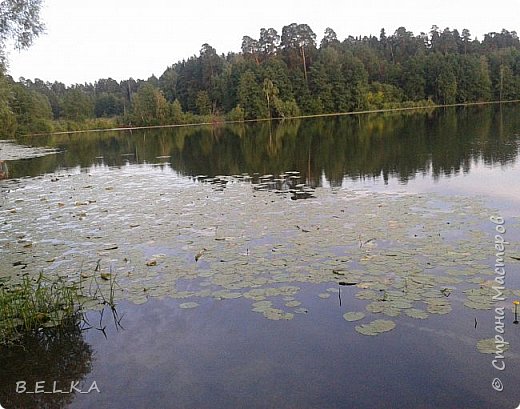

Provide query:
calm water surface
left=1, top=105, right=520, bottom=409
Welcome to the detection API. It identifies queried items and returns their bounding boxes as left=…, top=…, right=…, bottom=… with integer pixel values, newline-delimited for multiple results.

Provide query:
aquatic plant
left=2, top=167, right=520, bottom=337
left=0, top=270, right=118, bottom=345
left=0, top=273, right=77, bottom=344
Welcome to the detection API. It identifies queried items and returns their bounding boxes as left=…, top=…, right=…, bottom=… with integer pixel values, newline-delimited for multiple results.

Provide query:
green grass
left=0, top=270, right=118, bottom=345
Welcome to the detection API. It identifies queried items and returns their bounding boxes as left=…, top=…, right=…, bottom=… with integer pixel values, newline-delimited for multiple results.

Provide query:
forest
left=1, top=23, right=520, bottom=137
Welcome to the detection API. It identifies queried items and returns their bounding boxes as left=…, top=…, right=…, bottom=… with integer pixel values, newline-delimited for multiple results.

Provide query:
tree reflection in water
left=7, top=105, right=520, bottom=187
left=0, top=314, right=94, bottom=409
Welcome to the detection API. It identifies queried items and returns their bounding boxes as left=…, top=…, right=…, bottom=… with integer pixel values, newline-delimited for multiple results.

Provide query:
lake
left=1, top=104, right=520, bottom=409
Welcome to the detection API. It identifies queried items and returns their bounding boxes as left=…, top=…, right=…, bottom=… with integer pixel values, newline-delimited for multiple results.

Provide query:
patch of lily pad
left=0, top=165, right=518, bottom=337
left=0, top=140, right=58, bottom=160
left=251, top=301, right=294, bottom=320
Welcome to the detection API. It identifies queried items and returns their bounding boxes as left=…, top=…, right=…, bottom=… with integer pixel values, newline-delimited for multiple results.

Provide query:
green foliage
left=226, top=105, right=245, bottom=122
left=0, top=73, right=17, bottom=137
left=5, top=23, right=520, bottom=132
left=131, top=83, right=169, bottom=126
left=367, top=82, right=404, bottom=109
left=0, top=270, right=120, bottom=345
left=321, top=27, right=340, bottom=49
left=0, top=0, right=45, bottom=64
left=281, top=23, right=317, bottom=50
left=170, top=98, right=184, bottom=124
left=263, top=78, right=278, bottom=116
left=261, top=58, right=293, bottom=99
left=437, top=65, right=458, bottom=104
left=62, top=88, right=94, bottom=121
left=476, top=57, right=493, bottom=101
left=10, top=83, right=53, bottom=134
left=238, top=70, right=268, bottom=119
left=273, top=97, right=301, bottom=118
left=94, top=93, right=124, bottom=117
left=400, top=57, right=426, bottom=100
left=451, top=55, right=491, bottom=102
left=51, top=117, right=120, bottom=133
left=159, top=67, right=178, bottom=102
left=195, top=90, right=212, bottom=115
left=341, top=52, right=369, bottom=111
left=0, top=273, right=77, bottom=344
left=497, top=64, right=519, bottom=100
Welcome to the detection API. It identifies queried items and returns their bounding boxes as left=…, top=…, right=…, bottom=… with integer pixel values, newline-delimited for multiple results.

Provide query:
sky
left=6, top=0, right=520, bottom=85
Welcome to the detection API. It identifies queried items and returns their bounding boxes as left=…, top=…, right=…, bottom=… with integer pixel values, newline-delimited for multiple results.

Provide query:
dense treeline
left=1, top=24, right=520, bottom=136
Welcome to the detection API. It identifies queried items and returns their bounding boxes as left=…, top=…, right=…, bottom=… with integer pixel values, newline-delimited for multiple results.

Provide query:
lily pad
left=343, top=312, right=365, bottom=322
left=426, top=300, right=452, bottom=315
left=476, top=338, right=509, bottom=354
left=355, top=319, right=396, bottom=336
left=405, top=308, right=429, bottom=319
left=366, top=302, right=386, bottom=314
left=179, top=302, right=199, bottom=309
left=356, top=290, right=379, bottom=301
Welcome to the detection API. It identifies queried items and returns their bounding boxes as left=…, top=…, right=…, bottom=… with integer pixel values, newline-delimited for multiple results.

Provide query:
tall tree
left=341, top=52, right=369, bottom=110
left=461, top=29, right=472, bottom=54
left=94, top=93, right=124, bottom=117
left=0, top=72, right=16, bottom=136
left=238, top=70, right=267, bottom=119
left=258, top=28, right=280, bottom=57
left=159, top=66, right=178, bottom=102
left=241, top=36, right=260, bottom=63
left=261, top=58, right=293, bottom=99
left=429, top=25, right=441, bottom=51
left=10, top=82, right=52, bottom=133
left=130, top=83, right=169, bottom=125
left=281, top=23, right=317, bottom=83
left=195, top=90, right=212, bottom=115
left=400, top=56, right=426, bottom=100
left=437, top=64, right=457, bottom=104
left=62, top=88, right=94, bottom=121
left=321, top=27, right=339, bottom=49
left=263, top=78, right=278, bottom=117
left=438, top=28, right=458, bottom=55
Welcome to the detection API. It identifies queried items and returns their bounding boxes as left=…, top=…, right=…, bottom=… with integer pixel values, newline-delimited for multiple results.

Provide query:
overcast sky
left=6, top=0, right=520, bottom=85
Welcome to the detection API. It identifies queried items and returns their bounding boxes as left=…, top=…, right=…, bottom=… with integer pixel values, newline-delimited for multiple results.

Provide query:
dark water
left=1, top=105, right=520, bottom=409
left=1, top=295, right=518, bottom=409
